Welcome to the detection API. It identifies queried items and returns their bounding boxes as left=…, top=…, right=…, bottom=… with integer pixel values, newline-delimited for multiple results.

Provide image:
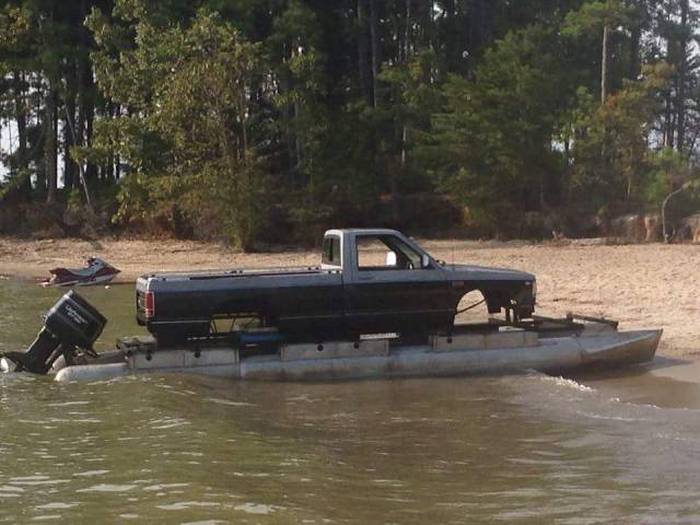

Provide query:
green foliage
left=563, top=0, right=636, bottom=36
left=87, top=6, right=266, bottom=248
left=416, top=24, right=565, bottom=230
left=571, top=63, right=673, bottom=208
left=3, top=0, right=700, bottom=242
left=0, top=6, right=32, bottom=56
left=645, top=148, right=685, bottom=206
left=646, top=147, right=700, bottom=219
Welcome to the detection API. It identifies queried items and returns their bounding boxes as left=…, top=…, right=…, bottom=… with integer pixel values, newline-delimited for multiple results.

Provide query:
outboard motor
left=1, top=291, right=107, bottom=374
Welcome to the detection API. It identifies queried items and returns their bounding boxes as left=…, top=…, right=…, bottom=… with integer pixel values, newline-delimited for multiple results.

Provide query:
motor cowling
left=1, top=291, right=107, bottom=374
left=45, top=291, right=106, bottom=349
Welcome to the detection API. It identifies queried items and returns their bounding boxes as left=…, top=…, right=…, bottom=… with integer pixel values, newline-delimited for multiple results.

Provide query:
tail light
left=144, top=291, right=155, bottom=319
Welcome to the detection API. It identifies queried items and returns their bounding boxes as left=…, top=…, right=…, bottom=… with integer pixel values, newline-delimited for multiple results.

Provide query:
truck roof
left=324, top=228, right=404, bottom=237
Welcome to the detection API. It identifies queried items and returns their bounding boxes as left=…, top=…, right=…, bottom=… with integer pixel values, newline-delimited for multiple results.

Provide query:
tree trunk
left=676, top=0, right=689, bottom=153
left=64, top=59, right=78, bottom=190
left=629, top=24, right=641, bottom=80
left=294, top=98, right=303, bottom=176
left=562, top=130, right=572, bottom=205
left=469, top=0, right=490, bottom=52
left=356, top=0, right=371, bottom=104
left=115, top=104, right=121, bottom=179
left=664, top=91, right=675, bottom=149
left=76, top=0, right=89, bottom=152
left=64, top=103, right=94, bottom=212
left=240, top=94, right=249, bottom=155
left=369, top=0, right=380, bottom=108
left=601, top=23, right=608, bottom=104
left=76, top=64, right=87, bottom=151
left=13, top=70, right=31, bottom=199
left=469, top=0, right=481, bottom=50
left=400, top=0, right=410, bottom=172
left=662, top=184, right=688, bottom=242
left=45, top=82, right=58, bottom=204
left=403, top=0, right=410, bottom=62
left=78, top=33, right=97, bottom=186
left=85, top=99, right=97, bottom=184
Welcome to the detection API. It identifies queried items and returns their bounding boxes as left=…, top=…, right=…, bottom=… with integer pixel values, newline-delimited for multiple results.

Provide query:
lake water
left=1, top=280, right=700, bottom=523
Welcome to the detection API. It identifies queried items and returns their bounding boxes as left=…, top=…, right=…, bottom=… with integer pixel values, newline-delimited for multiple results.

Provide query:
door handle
left=358, top=275, right=374, bottom=281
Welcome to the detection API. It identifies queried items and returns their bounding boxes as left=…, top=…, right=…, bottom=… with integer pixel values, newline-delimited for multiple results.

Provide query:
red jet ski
left=42, top=257, right=121, bottom=287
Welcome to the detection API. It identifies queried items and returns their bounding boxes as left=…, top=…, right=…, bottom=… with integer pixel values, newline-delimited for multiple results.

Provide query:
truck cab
left=320, top=229, right=452, bottom=337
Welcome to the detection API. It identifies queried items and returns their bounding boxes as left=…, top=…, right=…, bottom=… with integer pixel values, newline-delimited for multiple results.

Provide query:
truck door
left=344, top=233, right=450, bottom=336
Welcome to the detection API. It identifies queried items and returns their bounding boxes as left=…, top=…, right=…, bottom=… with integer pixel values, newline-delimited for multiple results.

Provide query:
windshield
left=356, top=234, right=424, bottom=270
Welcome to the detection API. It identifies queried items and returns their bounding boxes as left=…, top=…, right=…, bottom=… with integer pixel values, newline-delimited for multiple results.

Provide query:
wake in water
left=541, top=375, right=596, bottom=393
left=510, top=369, right=700, bottom=504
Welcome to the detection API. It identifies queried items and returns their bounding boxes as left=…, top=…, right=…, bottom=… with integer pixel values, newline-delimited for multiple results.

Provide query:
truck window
left=322, top=235, right=341, bottom=266
left=357, top=235, right=423, bottom=271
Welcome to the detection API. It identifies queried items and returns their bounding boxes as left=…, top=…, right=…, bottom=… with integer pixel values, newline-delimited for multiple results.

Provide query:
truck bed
left=136, top=265, right=345, bottom=343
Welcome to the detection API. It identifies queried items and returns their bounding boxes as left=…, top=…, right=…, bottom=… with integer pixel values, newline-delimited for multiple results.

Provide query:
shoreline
left=1, top=236, right=699, bottom=363
left=0, top=237, right=320, bottom=282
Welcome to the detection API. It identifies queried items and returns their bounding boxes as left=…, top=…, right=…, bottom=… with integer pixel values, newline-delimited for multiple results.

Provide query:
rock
left=678, top=214, right=700, bottom=243
left=570, top=237, right=609, bottom=246
left=31, top=224, right=66, bottom=239
left=643, top=214, right=661, bottom=242
left=608, top=214, right=646, bottom=242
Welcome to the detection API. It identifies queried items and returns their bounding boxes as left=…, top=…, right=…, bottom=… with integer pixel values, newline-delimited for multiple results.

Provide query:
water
left=1, top=281, right=700, bottom=523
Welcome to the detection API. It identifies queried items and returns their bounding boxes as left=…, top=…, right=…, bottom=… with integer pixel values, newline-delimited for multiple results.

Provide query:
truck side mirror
left=421, top=254, right=430, bottom=268
left=385, top=251, right=397, bottom=266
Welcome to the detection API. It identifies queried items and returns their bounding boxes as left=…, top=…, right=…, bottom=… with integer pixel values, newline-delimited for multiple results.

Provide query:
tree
left=564, top=0, right=636, bottom=104
left=572, top=63, right=672, bottom=207
left=1, top=0, right=700, bottom=242
left=0, top=5, right=33, bottom=200
left=86, top=5, right=264, bottom=248
left=418, top=25, right=566, bottom=232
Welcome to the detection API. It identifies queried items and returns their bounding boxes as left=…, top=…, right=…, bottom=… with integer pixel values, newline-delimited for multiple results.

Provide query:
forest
left=1, top=0, right=700, bottom=249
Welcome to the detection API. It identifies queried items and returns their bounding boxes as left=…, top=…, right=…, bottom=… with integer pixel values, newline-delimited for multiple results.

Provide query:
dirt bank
left=0, top=236, right=697, bottom=359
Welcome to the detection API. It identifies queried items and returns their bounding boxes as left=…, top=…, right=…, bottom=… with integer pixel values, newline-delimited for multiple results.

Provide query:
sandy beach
left=0, top=236, right=697, bottom=359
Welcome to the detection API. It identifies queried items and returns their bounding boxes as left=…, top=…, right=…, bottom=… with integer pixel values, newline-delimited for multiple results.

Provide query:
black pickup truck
left=136, top=229, right=536, bottom=344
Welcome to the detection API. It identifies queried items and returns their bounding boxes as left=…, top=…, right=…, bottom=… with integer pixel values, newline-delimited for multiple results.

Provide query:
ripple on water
left=30, top=514, right=62, bottom=521
left=0, top=485, right=24, bottom=493
left=149, top=417, right=190, bottom=429
left=142, top=483, right=190, bottom=492
left=205, top=397, right=255, bottom=407
left=73, top=470, right=110, bottom=477
left=8, top=476, right=70, bottom=486
left=543, top=375, right=595, bottom=392
left=181, top=521, right=228, bottom=525
left=233, top=503, right=278, bottom=515
left=156, top=501, right=221, bottom=511
left=75, top=484, right=137, bottom=493
left=35, top=503, right=79, bottom=510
